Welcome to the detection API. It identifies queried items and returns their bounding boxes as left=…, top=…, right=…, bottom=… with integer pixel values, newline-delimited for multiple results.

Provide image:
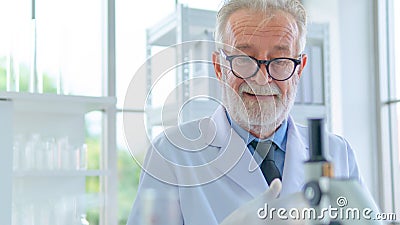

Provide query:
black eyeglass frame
left=219, top=49, right=302, bottom=81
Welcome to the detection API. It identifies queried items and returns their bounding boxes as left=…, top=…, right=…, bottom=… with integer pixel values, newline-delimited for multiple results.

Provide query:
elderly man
left=127, top=0, right=364, bottom=224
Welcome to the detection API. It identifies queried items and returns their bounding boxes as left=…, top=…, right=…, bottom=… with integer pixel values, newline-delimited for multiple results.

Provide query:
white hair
left=215, top=0, right=308, bottom=54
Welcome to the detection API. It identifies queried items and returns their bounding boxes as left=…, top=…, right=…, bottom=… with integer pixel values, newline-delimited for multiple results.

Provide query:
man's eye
left=272, top=59, right=290, bottom=65
left=234, top=57, right=253, bottom=65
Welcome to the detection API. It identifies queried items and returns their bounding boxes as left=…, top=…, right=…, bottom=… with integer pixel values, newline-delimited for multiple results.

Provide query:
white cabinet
left=0, top=99, right=13, bottom=225
left=0, top=92, right=116, bottom=225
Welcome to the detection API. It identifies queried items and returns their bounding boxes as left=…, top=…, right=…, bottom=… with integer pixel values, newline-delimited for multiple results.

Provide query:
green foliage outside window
left=118, top=150, right=141, bottom=225
left=83, top=118, right=142, bottom=225
left=0, top=56, right=8, bottom=91
left=0, top=67, right=6, bottom=91
left=85, top=135, right=142, bottom=225
left=0, top=56, right=56, bottom=93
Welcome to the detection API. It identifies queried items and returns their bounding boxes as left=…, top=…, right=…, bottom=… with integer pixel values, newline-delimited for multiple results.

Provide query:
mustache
left=239, top=83, right=281, bottom=96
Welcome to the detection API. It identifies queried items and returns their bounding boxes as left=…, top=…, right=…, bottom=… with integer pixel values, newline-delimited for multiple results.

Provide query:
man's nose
left=250, top=64, right=272, bottom=85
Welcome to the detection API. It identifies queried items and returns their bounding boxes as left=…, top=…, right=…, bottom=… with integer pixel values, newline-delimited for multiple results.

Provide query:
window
left=379, top=0, right=400, bottom=215
left=0, top=0, right=103, bottom=96
left=115, top=1, right=175, bottom=224
left=0, top=1, right=115, bottom=225
left=115, top=1, right=220, bottom=224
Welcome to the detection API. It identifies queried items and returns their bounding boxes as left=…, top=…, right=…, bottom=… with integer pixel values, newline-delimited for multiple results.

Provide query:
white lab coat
left=127, top=106, right=363, bottom=225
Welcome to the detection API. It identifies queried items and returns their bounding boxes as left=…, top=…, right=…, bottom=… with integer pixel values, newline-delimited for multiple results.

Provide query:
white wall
left=338, top=0, right=379, bottom=200
left=303, top=0, right=380, bottom=201
left=303, top=0, right=343, bottom=134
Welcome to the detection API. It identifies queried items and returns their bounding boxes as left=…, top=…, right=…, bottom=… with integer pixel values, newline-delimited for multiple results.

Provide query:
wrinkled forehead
left=223, top=9, right=299, bottom=52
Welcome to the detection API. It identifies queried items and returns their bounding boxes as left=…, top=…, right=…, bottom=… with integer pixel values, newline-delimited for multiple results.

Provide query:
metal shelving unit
left=145, top=4, right=219, bottom=138
left=291, top=23, right=331, bottom=129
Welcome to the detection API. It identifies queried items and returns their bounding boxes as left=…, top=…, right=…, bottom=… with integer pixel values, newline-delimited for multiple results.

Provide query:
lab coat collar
left=203, top=106, right=231, bottom=147
left=204, top=106, right=267, bottom=197
left=204, top=106, right=310, bottom=197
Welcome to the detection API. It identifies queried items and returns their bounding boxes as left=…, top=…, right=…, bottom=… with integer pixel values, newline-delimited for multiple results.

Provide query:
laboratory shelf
left=0, top=91, right=116, bottom=114
left=13, top=170, right=110, bottom=178
left=0, top=91, right=117, bottom=225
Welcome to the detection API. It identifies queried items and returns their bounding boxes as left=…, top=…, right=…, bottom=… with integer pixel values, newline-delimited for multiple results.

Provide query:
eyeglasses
left=219, top=49, right=302, bottom=81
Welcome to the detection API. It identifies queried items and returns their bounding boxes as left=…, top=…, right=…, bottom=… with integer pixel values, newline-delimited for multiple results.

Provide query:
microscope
left=303, top=118, right=383, bottom=225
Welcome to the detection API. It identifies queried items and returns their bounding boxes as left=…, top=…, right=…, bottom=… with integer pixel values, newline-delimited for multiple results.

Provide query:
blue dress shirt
left=225, top=111, right=288, bottom=175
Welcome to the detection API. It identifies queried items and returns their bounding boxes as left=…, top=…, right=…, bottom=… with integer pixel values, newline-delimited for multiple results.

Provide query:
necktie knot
left=250, top=140, right=274, bottom=160
left=249, top=140, right=281, bottom=185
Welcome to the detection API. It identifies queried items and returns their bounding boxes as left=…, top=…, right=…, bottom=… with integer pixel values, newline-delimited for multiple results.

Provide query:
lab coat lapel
left=280, top=116, right=309, bottom=197
left=219, top=130, right=268, bottom=197
left=205, top=106, right=268, bottom=197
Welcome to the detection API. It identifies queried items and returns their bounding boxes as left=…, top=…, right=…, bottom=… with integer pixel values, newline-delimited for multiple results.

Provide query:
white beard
left=221, top=76, right=299, bottom=137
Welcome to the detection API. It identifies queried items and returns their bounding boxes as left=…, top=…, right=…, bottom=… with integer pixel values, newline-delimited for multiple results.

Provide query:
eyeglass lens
left=231, top=56, right=296, bottom=80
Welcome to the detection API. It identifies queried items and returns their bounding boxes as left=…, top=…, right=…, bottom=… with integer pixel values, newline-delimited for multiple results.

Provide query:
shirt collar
left=225, top=110, right=288, bottom=152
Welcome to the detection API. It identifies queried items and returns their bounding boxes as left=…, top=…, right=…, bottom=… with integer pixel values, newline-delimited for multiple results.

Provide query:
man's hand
left=219, top=179, right=282, bottom=225
left=220, top=179, right=310, bottom=225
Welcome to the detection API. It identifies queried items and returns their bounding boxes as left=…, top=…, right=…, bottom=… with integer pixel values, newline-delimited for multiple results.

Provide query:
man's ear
left=212, top=51, right=223, bottom=80
left=297, top=53, right=308, bottom=79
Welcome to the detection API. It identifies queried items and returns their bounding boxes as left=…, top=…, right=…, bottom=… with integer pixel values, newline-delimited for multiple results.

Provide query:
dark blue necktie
left=250, top=140, right=282, bottom=185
